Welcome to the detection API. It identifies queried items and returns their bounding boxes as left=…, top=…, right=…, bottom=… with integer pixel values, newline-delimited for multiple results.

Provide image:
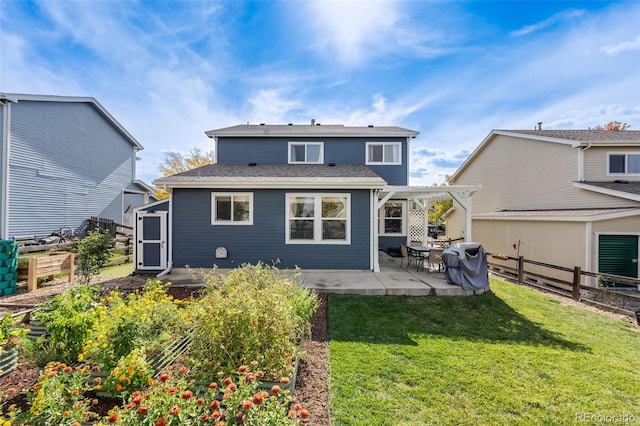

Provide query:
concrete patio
left=162, top=252, right=489, bottom=297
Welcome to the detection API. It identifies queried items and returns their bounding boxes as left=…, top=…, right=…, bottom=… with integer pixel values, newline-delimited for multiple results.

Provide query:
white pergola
left=373, top=184, right=482, bottom=271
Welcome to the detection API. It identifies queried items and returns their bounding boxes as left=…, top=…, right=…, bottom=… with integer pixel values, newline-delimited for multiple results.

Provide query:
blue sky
left=1, top=0, right=639, bottom=186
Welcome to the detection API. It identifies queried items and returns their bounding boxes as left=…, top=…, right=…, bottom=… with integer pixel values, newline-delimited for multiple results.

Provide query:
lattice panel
left=408, top=204, right=425, bottom=244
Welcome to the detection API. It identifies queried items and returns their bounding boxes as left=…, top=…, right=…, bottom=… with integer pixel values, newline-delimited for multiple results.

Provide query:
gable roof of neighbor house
left=0, top=92, right=143, bottom=150
left=206, top=124, right=419, bottom=139
left=453, top=129, right=640, bottom=181
left=154, top=163, right=387, bottom=189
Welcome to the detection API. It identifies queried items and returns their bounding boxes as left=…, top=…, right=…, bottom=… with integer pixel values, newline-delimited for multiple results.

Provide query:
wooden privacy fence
left=27, top=253, right=74, bottom=292
left=488, top=254, right=640, bottom=319
left=87, top=217, right=117, bottom=237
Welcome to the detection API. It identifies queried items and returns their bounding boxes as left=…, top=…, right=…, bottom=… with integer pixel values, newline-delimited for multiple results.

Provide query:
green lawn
left=328, top=278, right=640, bottom=425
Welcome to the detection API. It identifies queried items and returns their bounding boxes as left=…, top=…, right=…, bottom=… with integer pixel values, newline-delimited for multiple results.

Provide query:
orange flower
left=210, top=399, right=220, bottom=410
left=209, top=382, right=218, bottom=390
left=94, top=377, right=102, bottom=385
left=138, top=405, right=149, bottom=415
left=245, top=373, right=255, bottom=383
left=196, top=397, right=205, bottom=405
left=132, top=395, right=143, bottom=406
left=108, top=413, right=119, bottom=423
left=300, top=408, right=310, bottom=418
left=128, top=365, right=135, bottom=376
left=169, top=405, right=181, bottom=416
left=256, top=371, right=265, bottom=378
left=155, top=417, right=167, bottom=426
left=238, top=365, right=248, bottom=373
left=280, top=377, right=290, bottom=385
left=271, top=385, right=281, bottom=394
left=178, top=366, right=188, bottom=374
left=292, top=403, right=302, bottom=411
left=7, top=387, right=17, bottom=394
left=167, top=386, right=178, bottom=396
left=211, top=410, right=221, bottom=420
left=115, top=384, right=123, bottom=392
left=288, top=409, right=297, bottom=418
left=252, top=393, right=264, bottom=405
left=159, top=373, right=170, bottom=382
left=223, top=377, right=233, bottom=386
left=181, top=390, right=193, bottom=400
left=241, top=400, right=254, bottom=410
left=118, top=375, right=127, bottom=383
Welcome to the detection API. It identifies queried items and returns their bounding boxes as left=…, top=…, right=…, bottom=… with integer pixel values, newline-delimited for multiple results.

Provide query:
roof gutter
left=578, top=143, right=592, bottom=181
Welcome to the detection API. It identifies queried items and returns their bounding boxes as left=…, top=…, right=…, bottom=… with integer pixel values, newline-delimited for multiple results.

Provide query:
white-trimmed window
left=380, top=201, right=405, bottom=235
left=211, top=193, right=253, bottom=225
left=289, top=142, right=324, bottom=164
left=286, top=193, right=350, bottom=244
left=366, top=142, right=402, bottom=165
left=608, top=153, right=640, bottom=175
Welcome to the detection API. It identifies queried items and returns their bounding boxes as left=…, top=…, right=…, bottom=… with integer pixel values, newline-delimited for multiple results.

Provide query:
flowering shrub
left=0, top=312, right=27, bottom=353
left=104, top=365, right=308, bottom=425
left=103, top=348, right=154, bottom=399
left=28, top=285, right=100, bottom=365
left=80, top=280, right=191, bottom=371
left=14, top=361, right=100, bottom=425
left=188, top=263, right=318, bottom=382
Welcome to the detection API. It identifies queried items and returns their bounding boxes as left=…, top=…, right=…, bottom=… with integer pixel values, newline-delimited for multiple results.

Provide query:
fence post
left=572, top=266, right=581, bottom=301
left=517, top=256, right=524, bottom=284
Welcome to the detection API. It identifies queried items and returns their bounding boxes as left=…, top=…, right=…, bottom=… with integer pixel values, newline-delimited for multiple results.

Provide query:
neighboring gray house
left=0, top=93, right=154, bottom=239
left=138, top=122, right=479, bottom=273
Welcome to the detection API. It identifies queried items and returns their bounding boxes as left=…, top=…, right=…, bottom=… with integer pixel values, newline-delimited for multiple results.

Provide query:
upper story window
left=366, top=142, right=402, bottom=165
left=289, top=142, right=324, bottom=164
left=211, top=193, right=253, bottom=225
left=286, top=193, right=350, bottom=244
left=608, top=153, right=640, bottom=175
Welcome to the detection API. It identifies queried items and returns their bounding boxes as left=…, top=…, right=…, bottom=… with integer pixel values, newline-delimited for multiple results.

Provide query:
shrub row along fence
left=488, top=254, right=640, bottom=323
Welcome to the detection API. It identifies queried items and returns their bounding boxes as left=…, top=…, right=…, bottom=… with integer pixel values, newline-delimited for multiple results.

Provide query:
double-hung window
left=608, top=153, right=640, bottom=175
left=211, top=193, right=253, bottom=225
left=380, top=201, right=405, bottom=235
left=366, top=142, right=402, bottom=165
left=289, top=142, right=324, bottom=164
left=286, top=193, right=350, bottom=244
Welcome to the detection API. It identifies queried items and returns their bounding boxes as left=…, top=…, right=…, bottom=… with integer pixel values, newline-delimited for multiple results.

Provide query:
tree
left=428, top=175, right=454, bottom=226
left=76, top=230, right=113, bottom=285
left=593, top=121, right=630, bottom=131
left=156, top=147, right=215, bottom=199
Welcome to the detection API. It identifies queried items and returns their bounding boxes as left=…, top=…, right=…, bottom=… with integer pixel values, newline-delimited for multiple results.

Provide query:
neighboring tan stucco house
left=447, top=129, right=640, bottom=286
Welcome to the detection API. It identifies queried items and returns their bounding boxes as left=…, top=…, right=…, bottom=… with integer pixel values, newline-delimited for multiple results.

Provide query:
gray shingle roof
left=499, top=129, right=640, bottom=143
left=154, top=163, right=386, bottom=188
left=580, top=181, right=640, bottom=196
left=206, top=124, right=419, bottom=139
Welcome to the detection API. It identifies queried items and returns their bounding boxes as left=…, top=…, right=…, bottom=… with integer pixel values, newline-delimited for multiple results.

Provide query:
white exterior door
left=136, top=211, right=167, bottom=270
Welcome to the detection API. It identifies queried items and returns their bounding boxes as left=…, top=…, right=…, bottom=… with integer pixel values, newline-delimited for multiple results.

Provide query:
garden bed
left=0, top=275, right=330, bottom=425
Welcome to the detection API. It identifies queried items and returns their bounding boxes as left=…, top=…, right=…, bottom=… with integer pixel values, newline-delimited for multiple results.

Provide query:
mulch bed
left=0, top=277, right=330, bottom=424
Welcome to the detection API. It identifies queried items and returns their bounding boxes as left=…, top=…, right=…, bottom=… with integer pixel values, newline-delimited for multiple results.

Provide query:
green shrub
left=27, top=285, right=100, bottom=366
left=76, top=230, right=113, bottom=285
left=188, top=263, right=318, bottom=382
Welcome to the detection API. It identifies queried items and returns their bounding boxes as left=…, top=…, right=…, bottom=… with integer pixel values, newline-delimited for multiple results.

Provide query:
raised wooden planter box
left=27, top=253, right=75, bottom=292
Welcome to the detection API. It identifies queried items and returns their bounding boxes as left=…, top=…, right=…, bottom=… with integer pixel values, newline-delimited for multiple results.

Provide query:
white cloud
left=246, top=89, right=302, bottom=123
left=511, top=9, right=585, bottom=37
left=600, top=35, right=640, bottom=55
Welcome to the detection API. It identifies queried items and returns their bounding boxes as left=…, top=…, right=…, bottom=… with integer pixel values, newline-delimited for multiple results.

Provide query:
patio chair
left=400, top=244, right=409, bottom=268
left=407, top=246, right=427, bottom=272
left=428, top=248, right=444, bottom=272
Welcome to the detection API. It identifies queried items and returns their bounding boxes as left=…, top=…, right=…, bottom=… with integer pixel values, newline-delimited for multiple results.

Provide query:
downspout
left=156, top=193, right=173, bottom=278
left=371, top=189, right=380, bottom=272
left=1, top=100, right=11, bottom=240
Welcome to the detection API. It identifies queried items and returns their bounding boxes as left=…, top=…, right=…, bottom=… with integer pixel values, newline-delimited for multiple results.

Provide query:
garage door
left=598, top=235, right=639, bottom=282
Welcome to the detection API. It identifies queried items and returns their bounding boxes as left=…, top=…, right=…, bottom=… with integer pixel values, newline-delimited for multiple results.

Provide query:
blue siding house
left=144, top=122, right=479, bottom=272
left=0, top=93, right=154, bottom=239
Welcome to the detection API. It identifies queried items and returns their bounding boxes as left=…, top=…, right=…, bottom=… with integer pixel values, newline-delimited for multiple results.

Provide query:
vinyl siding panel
left=0, top=102, right=4, bottom=214
left=171, top=188, right=371, bottom=269
left=454, top=135, right=637, bottom=212
left=7, top=101, right=135, bottom=237
left=217, top=136, right=408, bottom=185
left=583, top=146, right=640, bottom=181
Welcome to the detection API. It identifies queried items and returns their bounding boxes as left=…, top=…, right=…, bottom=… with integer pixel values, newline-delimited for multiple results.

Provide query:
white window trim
left=379, top=200, right=406, bottom=236
left=366, top=142, right=402, bottom=165
left=288, top=142, right=324, bottom=164
left=607, top=152, right=640, bottom=176
left=211, top=192, right=254, bottom=225
left=285, top=193, right=351, bottom=244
